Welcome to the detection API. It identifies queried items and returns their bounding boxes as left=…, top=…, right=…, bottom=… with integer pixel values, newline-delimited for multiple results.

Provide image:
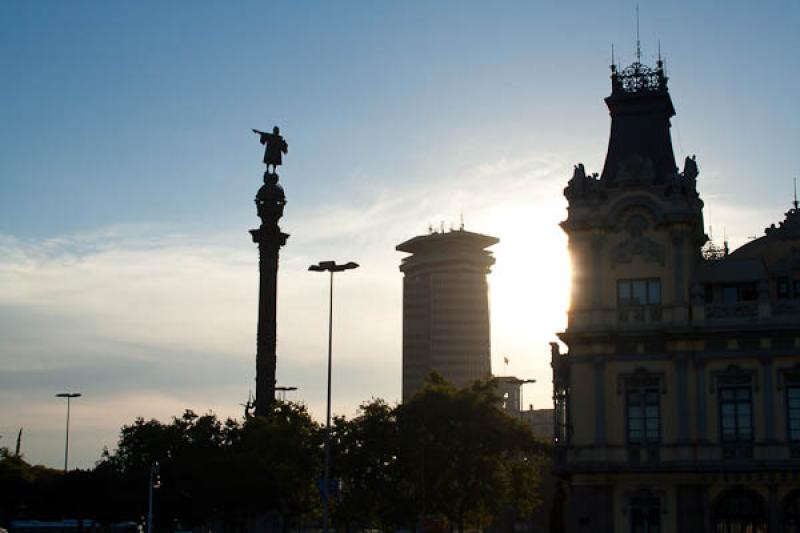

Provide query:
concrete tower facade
left=396, top=229, right=498, bottom=401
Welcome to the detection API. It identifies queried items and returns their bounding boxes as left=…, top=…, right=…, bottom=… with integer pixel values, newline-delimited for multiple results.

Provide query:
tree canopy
left=1, top=376, right=550, bottom=532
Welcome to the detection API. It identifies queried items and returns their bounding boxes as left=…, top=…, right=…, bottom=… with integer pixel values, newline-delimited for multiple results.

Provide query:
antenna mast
left=794, top=177, right=798, bottom=210
left=636, top=4, right=642, bottom=63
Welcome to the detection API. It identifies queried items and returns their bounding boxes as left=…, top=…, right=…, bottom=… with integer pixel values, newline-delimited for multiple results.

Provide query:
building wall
left=553, top=59, right=800, bottom=533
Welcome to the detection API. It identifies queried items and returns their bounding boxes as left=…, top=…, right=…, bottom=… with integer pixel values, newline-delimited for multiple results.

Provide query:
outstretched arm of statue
left=252, top=129, right=269, bottom=145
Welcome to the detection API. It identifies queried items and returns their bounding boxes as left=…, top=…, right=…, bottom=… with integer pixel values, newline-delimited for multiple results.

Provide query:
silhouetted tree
left=394, top=373, right=547, bottom=532
left=328, top=375, right=548, bottom=532
left=2, top=382, right=547, bottom=532
left=330, top=399, right=400, bottom=531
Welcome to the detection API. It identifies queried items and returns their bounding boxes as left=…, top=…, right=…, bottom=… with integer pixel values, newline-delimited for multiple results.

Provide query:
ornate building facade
left=397, top=229, right=497, bottom=401
left=552, top=57, right=800, bottom=532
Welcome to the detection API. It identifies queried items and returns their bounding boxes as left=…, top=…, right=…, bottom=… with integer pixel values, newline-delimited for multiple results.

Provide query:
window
left=782, top=491, right=800, bottom=533
left=618, top=279, right=661, bottom=306
left=788, top=386, right=800, bottom=442
left=722, top=286, right=739, bottom=304
left=721, top=283, right=759, bottom=303
left=627, top=388, right=660, bottom=444
left=630, top=491, right=661, bottom=533
left=713, top=489, right=767, bottom=533
left=778, top=277, right=791, bottom=299
left=719, top=387, right=753, bottom=442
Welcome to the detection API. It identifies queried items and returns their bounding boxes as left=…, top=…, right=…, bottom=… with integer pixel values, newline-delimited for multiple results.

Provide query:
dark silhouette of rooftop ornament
left=682, top=155, right=698, bottom=181
left=253, top=126, right=288, bottom=174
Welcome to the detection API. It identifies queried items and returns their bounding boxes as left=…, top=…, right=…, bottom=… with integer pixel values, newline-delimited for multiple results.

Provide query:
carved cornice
left=710, top=364, right=759, bottom=393
left=777, top=362, right=800, bottom=390
left=617, top=367, right=667, bottom=395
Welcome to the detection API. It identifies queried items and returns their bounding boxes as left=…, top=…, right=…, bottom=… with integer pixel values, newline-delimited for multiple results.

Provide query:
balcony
left=705, top=302, right=758, bottom=320
left=618, top=304, right=662, bottom=325
left=773, top=300, right=800, bottom=316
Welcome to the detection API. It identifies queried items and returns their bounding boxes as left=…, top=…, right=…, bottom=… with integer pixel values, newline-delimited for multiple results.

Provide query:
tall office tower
left=396, top=229, right=498, bottom=401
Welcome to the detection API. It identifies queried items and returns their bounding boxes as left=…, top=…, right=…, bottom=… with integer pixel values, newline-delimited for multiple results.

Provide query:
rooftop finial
left=636, top=4, right=642, bottom=63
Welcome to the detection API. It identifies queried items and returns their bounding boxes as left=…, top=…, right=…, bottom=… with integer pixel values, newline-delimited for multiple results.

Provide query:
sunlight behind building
left=476, top=198, right=571, bottom=407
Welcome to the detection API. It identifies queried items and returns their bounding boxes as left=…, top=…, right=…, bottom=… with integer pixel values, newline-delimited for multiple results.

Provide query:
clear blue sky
left=1, top=1, right=798, bottom=468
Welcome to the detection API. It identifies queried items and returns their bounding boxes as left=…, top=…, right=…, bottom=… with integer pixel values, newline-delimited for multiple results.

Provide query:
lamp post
left=308, top=260, right=359, bottom=533
left=147, top=461, right=160, bottom=533
left=275, top=386, right=298, bottom=401
left=55, top=392, right=81, bottom=471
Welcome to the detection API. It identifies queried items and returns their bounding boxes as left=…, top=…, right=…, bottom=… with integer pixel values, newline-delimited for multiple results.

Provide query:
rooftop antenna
left=459, top=213, right=465, bottom=230
left=611, top=43, right=615, bottom=70
left=635, top=4, right=642, bottom=63
left=793, top=177, right=798, bottom=210
left=440, top=220, right=445, bottom=233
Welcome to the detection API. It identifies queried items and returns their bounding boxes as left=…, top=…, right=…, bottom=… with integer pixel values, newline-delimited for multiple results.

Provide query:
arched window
left=712, top=488, right=767, bottom=533
left=782, top=490, right=800, bottom=533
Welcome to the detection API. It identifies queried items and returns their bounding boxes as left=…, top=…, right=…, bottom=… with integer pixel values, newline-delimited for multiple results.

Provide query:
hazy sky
left=2, top=1, right=798, bottom=468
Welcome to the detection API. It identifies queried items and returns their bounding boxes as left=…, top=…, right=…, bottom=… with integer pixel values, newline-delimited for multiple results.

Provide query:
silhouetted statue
left=242, top=391, right=256, bottom=419
left=683, top=155, right=698, bottom=181
left=572, top=163, right=587, bottom=181
left=253, top=126, right=288, bottom=174
left=550, top=342, right=561, bottom=358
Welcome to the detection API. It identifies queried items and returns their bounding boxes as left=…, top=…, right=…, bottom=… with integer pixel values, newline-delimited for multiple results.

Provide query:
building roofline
left=396, top=229, right=499, bottom=254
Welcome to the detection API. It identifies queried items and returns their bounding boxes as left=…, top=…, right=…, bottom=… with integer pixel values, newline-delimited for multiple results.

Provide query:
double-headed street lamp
left=55, top=392, right=82, bottom=471
left=275, top=385, right=298, bottom=401
left=308, top=260, right=359, bottom=533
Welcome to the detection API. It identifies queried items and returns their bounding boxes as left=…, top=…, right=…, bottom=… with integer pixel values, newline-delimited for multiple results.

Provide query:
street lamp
left=147, top=461, right=161, bottom=533
left=308, top=260, right=359, bottom=533
left=55, top=392, right=82, bottom=471
left=275, top=386, right=298, bottom=401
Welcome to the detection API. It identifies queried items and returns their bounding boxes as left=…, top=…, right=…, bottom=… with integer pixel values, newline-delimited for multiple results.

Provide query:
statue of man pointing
left=253, top=126, right=288, bottom=174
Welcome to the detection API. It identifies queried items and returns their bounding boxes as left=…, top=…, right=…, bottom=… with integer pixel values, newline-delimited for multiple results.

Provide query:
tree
left=330, top=399, right=400, bottom=531
left=96, top=403, right=322, bottom=530
left=227, top=401, right=323, bottom=529
left=394, top=373, right=548, bottom=532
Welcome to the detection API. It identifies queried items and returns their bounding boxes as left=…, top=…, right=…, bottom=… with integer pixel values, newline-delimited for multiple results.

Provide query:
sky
left=1, top=1, right=798, bottom=469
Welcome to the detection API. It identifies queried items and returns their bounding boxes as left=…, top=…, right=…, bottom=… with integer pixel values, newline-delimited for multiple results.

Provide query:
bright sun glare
left=478, top=200, right=571, bottom=404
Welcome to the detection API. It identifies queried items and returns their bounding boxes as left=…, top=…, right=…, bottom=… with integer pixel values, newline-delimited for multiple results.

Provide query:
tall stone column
left=250, top=170, right=289, bottom=416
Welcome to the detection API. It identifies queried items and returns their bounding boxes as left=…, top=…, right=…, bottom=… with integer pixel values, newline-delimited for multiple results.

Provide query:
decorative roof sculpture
left=610, top=58, right=668, bottom=96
